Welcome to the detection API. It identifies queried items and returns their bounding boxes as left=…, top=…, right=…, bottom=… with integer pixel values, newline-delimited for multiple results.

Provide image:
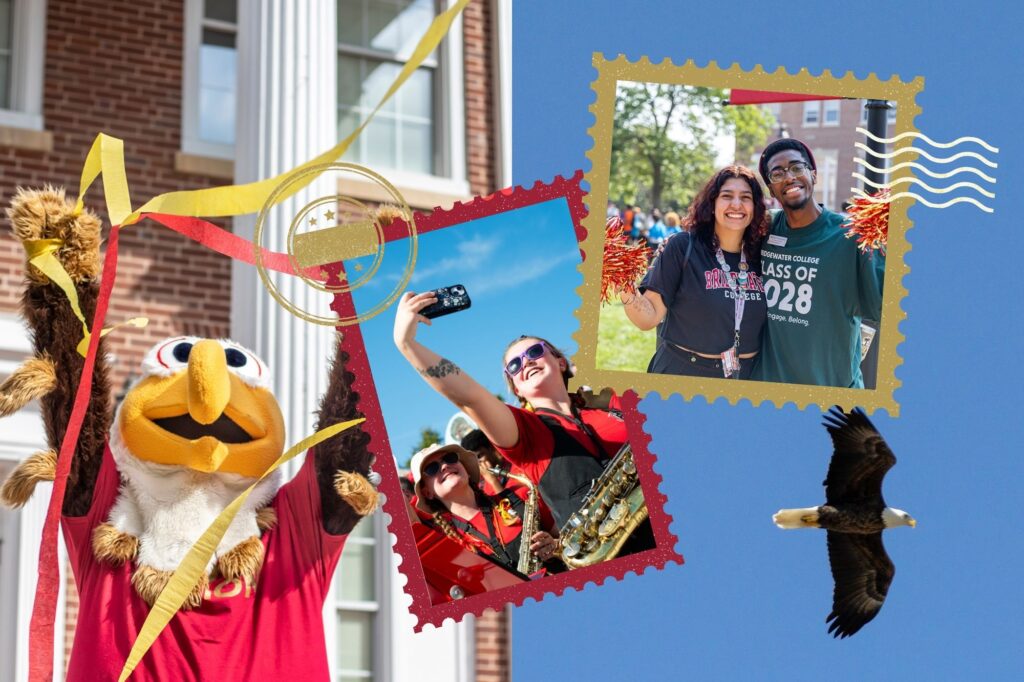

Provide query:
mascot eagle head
left=99, top=335, right=288, bottom=608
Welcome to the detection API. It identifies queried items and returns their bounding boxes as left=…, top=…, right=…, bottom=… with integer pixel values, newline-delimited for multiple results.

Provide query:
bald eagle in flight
left=773, top=407, right=915, bottom=638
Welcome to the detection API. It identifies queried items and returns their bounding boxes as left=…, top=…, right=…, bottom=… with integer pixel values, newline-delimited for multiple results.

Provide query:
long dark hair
left=683, top=165, right=769, bottom=268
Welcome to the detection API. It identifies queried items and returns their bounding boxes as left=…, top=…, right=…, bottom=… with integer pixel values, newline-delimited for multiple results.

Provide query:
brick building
left=0, top=1, right=511, bottom=681
left=754, top=99, right=896, bottom=209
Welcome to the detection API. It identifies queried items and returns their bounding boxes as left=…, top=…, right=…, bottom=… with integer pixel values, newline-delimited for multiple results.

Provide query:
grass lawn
left=595, top=301, right=656, bottom=372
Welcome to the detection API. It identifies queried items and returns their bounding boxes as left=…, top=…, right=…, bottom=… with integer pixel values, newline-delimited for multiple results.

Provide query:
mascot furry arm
left=1, top=187, right=111, bottom=516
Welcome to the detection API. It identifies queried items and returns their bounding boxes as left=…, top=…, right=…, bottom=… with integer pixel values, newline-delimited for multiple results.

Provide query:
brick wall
left=476, top=607, right=511, bottom=682
left=462, top=0, right=496, bottom=195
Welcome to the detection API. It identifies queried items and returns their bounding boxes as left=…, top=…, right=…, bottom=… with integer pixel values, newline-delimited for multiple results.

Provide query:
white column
left=230, top=0, right=338, bottom=462
left=230, top=1, right=341, bottom=675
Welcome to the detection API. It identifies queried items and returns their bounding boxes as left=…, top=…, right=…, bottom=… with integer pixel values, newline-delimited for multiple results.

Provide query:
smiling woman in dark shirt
left=619, top=165, right=770, bottom=379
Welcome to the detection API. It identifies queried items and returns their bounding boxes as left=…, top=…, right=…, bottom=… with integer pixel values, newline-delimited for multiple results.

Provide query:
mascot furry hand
left=1, top=188, right=379, bottom=681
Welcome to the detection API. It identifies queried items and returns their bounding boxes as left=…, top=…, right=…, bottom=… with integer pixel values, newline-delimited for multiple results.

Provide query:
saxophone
left=558, top=441, right=648, bottom=569
left=488, top=466, right=542, bottom=575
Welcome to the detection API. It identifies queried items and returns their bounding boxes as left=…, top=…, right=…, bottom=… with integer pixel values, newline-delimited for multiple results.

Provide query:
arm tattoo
left=628, top=293, right=655, bottom=317
left=418, top=358, right=462, bottom=379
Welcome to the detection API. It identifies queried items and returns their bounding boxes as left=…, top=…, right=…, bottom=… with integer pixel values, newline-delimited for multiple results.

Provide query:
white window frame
left=181, top=0, right=237, bottom=160
left=333, top=509, right=391, bottom=682
left=0, top=315, right=67, bottom=682
left=823, top=99, right=840, bottom=127
left=815, top=149, right=838, bottom=209
left=0, top=0, right=46, bottom=130
left=802, top=100, right=820, bottom=127
left=337, top=0, right=469, bottom=198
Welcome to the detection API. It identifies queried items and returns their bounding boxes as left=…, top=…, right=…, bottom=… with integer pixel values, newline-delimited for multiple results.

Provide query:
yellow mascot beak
left=119, top=339, right=285, bottom=477
left=187, top=339, right=232, bottom=426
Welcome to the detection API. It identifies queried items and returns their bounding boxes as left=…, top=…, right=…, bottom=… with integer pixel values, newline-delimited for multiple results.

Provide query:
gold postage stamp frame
left=574, top=55, right=923, bottom=415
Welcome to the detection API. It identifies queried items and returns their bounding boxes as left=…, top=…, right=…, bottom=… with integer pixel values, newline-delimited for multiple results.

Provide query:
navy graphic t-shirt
left=640, top=232, right=767, bottom=355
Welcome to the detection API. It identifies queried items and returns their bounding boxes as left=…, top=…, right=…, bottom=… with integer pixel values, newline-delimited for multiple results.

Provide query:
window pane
left=362, top=59, right=399, bottom=112
left=204, top=0, right=237, bottom=24
left=365, top=115, right=397, bottom=168
left=396, top=0, right=435, bottom=60
left=368, top=0, right=404, bottom=53
left=338, top=0, right=365, bottom=47
left=199, top=41, right=236, bottom=144
left=336, top=611, right=374, bottom=672
left=0, top=0, right=12, bottom=52
left=202, top=27, right=236, bottom=49
left=335, top=541, right=375, bottom=601
left=399, top=67, right=432, bottom=121
left=401, top=120, right=433, bottom=175
left=338, top=107, right=362, bottom=160
left=0, top=54, right=9, bottom=109
left=200, top=39, right=236, bottom=89
left=338, top=55, right=363, bottom=108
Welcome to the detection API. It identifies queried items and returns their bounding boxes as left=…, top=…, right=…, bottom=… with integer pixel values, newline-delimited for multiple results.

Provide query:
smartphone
left=421, top=284, right=472, bottom=319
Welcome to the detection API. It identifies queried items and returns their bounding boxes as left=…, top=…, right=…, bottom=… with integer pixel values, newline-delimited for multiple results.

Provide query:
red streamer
left=28, top=226, right=121, bottom=682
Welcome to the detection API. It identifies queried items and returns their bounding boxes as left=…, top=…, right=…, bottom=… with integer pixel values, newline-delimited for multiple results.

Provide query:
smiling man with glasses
left=754, top=138, right=885, bottom=388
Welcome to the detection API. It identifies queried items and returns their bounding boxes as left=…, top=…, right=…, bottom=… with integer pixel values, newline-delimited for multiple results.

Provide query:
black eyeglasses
left=767, top=161, right=812, bottom=184
left=504, top=341, right=547, bottom=377
left=423, top=451, right=460, bottom=478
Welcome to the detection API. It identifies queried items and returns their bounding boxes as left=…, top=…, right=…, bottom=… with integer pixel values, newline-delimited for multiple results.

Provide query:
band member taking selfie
left=394, top=293, right=654, bottom=557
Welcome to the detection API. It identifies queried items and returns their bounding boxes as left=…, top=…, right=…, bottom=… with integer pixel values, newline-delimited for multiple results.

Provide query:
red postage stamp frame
left=328, top=172, right=683, bottom=630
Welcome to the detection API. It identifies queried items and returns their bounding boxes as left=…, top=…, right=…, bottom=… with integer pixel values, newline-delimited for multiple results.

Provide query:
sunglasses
left=504, top=341, right=548, bottom=377
left=423, top=451, right=460, bottom=478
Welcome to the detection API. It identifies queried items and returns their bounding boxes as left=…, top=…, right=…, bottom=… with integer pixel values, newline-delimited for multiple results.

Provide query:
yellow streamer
left=118, top=418, right=365, bottom=682
left=75, top=133, right=132, bottom=226
left=24, top=239, right=149, bottom=356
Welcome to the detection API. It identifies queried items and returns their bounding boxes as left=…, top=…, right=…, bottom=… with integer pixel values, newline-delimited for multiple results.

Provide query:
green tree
left=402, top=426, right=442, bottom=468
left=610, top=82, right=774, bottom=213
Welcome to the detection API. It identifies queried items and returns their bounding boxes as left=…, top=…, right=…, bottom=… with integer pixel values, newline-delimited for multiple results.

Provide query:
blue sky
left=509, top=1, right=1023, bottom=680
left=349, top=198, right=582, bottom=464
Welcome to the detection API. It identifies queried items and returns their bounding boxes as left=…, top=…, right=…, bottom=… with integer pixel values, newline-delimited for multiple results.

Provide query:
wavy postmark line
left=850, top=187, right=994, bottom=213
left=852, top=172, right=996, bottom=199
left=855, top=126, right=999, bottom=153
left=853, top=157, right=996, bottom=184
left=855, top=142, right=998, bottom=169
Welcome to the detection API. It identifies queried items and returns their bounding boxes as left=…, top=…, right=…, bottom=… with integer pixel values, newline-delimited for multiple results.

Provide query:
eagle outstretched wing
left=822, top=407, right=896, bottom=505
left=826, top=531, right=895, bottom=638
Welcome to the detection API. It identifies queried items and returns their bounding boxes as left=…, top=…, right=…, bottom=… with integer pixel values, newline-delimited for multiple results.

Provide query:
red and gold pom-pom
left=844, top=188, right=890, bottom=253
left=601, top=217, right=649, bottom=303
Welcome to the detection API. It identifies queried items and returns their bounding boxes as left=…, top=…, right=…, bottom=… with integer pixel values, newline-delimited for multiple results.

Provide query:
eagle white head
left=882, top=507, right=916, bottom=528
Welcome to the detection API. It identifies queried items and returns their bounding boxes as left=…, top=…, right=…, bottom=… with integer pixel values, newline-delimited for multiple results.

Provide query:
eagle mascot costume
left=0, top=188, right=380, bottom=680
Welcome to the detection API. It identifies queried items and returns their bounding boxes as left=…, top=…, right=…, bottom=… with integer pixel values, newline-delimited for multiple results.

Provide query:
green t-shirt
left=754, top=207, right=884, bottom=388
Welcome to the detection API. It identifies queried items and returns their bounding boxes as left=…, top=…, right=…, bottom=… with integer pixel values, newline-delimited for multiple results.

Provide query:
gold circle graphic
left=253, top=162, right=418, bottom=326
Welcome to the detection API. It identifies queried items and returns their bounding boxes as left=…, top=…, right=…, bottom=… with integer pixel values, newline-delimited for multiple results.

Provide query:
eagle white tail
left=773, top=507, right=820, bottom=529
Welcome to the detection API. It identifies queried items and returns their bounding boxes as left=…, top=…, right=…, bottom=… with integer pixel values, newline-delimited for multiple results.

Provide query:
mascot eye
left=225, top=348, right=247, bottom=367
left=219, top=342, right=264, bottom=382
left=172, top=342, right=193, bottom=363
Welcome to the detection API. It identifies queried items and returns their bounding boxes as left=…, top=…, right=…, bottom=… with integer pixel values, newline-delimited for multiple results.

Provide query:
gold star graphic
left=309, top=216, right=318, bottom=227
left=354, top=262, right=364, bottom=272
left=324, top=209, right=336, bottom=221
